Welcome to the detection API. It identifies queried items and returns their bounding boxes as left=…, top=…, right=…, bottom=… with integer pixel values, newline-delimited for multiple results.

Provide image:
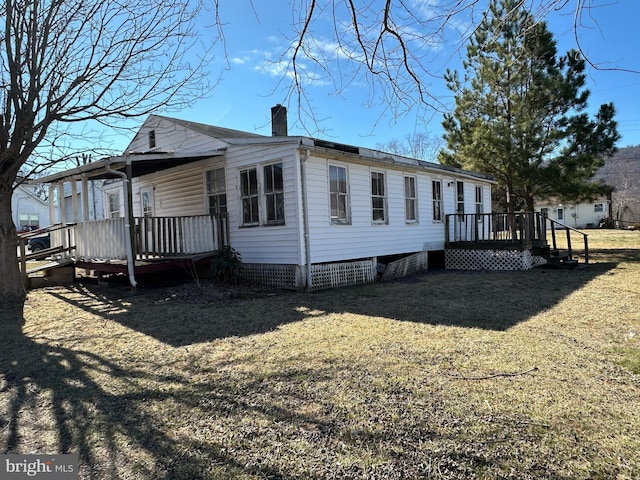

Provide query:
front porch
left=445, top=212, right=589, bottom=270
left=18, top=214, right=228, bottom=287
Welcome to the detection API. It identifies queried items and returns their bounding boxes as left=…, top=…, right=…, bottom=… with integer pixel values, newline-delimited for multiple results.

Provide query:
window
left=141, top=189, right=153, bottom=217
left=557, top=208, right=564, bottom=221
left=240, top=168, right=259, bottom=225
left=475, top=186, right=484, bottom=222
left=371, top=171, right=387, bottom=224
left=148, top=130, right=156, bottom=149
left=594, top=203, right=604, bottom=212
left=432, top=180, right=443, bottom=222
left=264, top=163, right=284, bottom=224
left=107, top=193, right=120, bottom=219
left=18, top=214, right=39, bottom=228
left=456, top=181, right=465, bottom=220
left=206, top=168, right=227, bottom=215
left=329, top=164, right=349, bottom=224
left=404, top=175, right=417, bottom=223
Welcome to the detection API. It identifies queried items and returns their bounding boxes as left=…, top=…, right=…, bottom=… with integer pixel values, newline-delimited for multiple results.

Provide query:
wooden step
left=26, top=258, right=74, bottom=275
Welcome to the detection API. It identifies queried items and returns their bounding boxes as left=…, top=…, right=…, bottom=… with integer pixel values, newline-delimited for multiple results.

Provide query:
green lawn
left=2, top=229, right=639, bottom=479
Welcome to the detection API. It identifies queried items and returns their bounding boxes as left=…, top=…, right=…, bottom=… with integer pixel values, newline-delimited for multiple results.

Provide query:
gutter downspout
left=105, top=160, right=138, bottom=289
left=300, top=148, right=312, bottom=292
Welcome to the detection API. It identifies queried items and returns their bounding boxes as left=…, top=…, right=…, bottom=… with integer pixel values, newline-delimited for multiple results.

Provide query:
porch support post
left=58, top=182, right=66, bottom=224
left=126, top=162, right=136, bottom=259
left=71, top=179, right=79, bottom=222
left=48, top=184, right=56, bottom=225
left=81, top=175, right=90, bottom=221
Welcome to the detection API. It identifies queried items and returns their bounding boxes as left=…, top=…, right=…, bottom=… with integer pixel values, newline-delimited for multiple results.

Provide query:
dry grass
left=2, top=229, right=639, bottom=479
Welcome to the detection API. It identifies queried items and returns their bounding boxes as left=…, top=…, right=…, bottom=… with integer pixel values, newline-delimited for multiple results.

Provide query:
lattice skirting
left=240, top=263, right=303, bottom=290
left=310, top=259, right=377, bottom=292
left=445, top=249, right=536, bottom=271
left=240, top=259, right=377, bottom=291
left=382, top=252, right=428, bottom=281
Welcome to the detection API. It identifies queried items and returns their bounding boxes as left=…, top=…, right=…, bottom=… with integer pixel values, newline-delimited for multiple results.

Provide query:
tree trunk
left=0, top=179, right=27, bottom=304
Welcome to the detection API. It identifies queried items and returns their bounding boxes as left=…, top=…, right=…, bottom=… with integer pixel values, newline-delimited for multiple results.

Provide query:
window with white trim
left=557, top=208, right=564, bottom=221
left=475, top=185, right=484, bottom=222
left=404, top=175, right=417, bottom=223
left=148, top=130, right=156, bottom=149
left=432, top=180, right=443, bottom=222
left=329, top=164, right=350, bottom=224
left=456, top=181, right=465, bottom=220
left=594, top=203, right=604, bottom=212
left=264, top=162, right=284, bottom=224
left=107, top=193, right=120, bottom=219
left=206, top=167, right=227, bottom=215
left=371, top=170, right=387, bottom=224
left=240, top=168, right=259, bottom=225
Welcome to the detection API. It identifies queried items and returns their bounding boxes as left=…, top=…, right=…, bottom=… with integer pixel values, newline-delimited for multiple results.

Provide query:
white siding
left=126, top=116, right=227, bottom=153
left=12, top=185, right=51, bottom=228
left=303, top=154, right=486, bottom=263
left=224, top=144, right=303, bottom=265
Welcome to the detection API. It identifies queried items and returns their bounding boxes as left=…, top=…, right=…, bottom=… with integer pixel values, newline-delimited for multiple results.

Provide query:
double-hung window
left=264, top=163, right=284, bottom=224
left=371, top=171, right=387, bottom=224
left=432, top=180, right=443, bottom=222
left=329, top=164, right=350, bottom=224
left=594, top=203, right=604, bottom=212
left=404, top=175, right=417, bottom=223
left=206, top=168, right=227, bottom=215
left=475, top=185, right=484, bottom=222
left=239, top=162, right=285, bottom=227
left=240, top=168, right=259, bottom=225
left=456, top=181, right=465, bottom=220
left=108, top=193, right=120, bottom=219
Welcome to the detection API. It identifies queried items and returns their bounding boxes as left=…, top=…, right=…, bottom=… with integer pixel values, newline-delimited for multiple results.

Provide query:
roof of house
left=159, top=115, right=266, bottom=141
left=32, top=114, right=496, bottom=185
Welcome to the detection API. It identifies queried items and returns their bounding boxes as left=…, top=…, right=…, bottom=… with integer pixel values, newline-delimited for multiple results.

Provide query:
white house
left=534, top=197, right=609, bottom=229
left=35, top=109, right=496, bottom=290
left=12, top=182, right=50, bottom=230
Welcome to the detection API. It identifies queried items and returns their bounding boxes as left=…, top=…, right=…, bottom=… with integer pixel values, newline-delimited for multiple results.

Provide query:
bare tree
left=1, top=0, right=214, bottom=304
left=376, top=132, right=443, bottom=162
left=281, top=0, right=638, bottom=126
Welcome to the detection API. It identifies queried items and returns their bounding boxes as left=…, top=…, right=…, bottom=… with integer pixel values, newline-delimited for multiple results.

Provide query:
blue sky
left=107, top=0, right=640, bottom=156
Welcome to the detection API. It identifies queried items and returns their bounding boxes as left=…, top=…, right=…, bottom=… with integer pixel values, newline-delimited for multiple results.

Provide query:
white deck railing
left=51, top=215, right=228, bottom=261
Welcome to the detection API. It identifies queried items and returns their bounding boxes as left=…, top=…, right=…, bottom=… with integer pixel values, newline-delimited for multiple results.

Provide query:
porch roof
left=30, top=150, right=226, bottom=184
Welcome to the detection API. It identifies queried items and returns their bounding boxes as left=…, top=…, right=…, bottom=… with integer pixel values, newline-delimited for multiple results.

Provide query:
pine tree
left=439, top=0, right=619, bottom=215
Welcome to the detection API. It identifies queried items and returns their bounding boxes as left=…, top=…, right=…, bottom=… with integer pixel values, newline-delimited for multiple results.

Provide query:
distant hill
left=594, top=146, right=640, bottom=224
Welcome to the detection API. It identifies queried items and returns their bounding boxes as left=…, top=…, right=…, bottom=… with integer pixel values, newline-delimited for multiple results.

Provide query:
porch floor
left=74, top=252, right=217, bottom=276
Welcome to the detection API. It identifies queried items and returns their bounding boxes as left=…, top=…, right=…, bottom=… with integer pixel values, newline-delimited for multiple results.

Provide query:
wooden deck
left=18, top=214, right=228, bottom=286
left=445, top=212, right=589, bottom=266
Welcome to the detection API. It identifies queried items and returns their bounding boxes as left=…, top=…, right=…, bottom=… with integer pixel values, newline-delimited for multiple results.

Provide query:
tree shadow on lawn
left=0, top=303, right=340, bottom=479
left=1, top=302, right=581, bottom=480
left=46, top=261, right=616, bottom=347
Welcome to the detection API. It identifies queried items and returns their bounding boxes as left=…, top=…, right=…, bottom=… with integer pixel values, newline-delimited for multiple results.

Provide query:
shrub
left=210, top=246, right=242, bottom=284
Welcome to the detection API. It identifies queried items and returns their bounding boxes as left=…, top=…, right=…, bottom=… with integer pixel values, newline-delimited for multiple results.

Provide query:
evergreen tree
left=439, top=0, right=619, bottom=214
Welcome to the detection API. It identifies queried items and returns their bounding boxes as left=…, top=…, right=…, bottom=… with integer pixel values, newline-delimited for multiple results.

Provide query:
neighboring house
left=534, top=197, right=609, bottom=229
left=12, top=181, right=50, bottom=230
left=34, top=108, right=497, bottom=290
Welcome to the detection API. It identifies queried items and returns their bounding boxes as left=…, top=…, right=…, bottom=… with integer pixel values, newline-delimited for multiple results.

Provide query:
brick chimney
left=271, top=104, right=288, bottom=136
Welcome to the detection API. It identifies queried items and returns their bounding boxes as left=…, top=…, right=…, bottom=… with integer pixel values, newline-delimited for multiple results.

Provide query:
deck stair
left=533, top=244, right=581, bottom=269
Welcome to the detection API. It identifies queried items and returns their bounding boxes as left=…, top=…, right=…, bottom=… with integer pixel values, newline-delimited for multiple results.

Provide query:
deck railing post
left=584, top=235, right=589, bottom=264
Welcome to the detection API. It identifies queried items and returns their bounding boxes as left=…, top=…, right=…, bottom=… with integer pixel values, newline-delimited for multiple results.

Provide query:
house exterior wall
left=126, top=115, right=229, bottom=153
left=224, top=144, right=304, bottom=265
left=62, top=180, right=105, bottom=223
left=535, top=199, right=609, bottom=228
left=12, top=185, right=50, bottom=228
left=102, top=143, right=494, bottom=268
left=302, top=152, right=492, bottom=264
